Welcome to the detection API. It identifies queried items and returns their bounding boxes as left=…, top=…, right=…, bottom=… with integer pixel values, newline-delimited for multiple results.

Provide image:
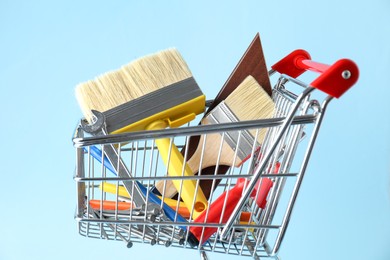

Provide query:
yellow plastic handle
left=100, top=183, right=194, bottom=218
left=100, top=182, right=186, bottom=209
left=147, top=120, right=208, bottom=219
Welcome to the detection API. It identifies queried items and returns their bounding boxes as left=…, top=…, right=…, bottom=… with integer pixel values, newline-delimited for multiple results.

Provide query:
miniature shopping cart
left=72, top=49, right=358, bottom=259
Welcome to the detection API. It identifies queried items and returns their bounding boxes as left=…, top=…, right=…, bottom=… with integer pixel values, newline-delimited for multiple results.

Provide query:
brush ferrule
left=207, top=101, right=257, bottom=161
left=103, top=77, right=203, bottom=133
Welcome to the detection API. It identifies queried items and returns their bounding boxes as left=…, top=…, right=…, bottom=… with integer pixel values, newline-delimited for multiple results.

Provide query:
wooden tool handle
left=187, top=132, right=239, bottom=173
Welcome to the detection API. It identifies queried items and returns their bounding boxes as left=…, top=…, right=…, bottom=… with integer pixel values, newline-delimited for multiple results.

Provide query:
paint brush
left=153, top=33, right=272, bottom=198
left=75, top=48, right=208, bottom=218
left=186, top=75, right=274, bottom=171
left=155, top=75, right=274, bottom=198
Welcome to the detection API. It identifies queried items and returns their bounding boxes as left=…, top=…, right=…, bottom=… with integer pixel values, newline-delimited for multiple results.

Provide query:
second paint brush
left=155, top=75, right=275, bottom=198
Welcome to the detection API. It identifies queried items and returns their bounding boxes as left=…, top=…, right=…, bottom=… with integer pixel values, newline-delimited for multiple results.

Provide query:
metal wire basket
left=72, top=49, right=358, bottom=259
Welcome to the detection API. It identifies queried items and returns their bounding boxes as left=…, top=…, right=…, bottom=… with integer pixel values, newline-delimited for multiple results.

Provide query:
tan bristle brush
left=155, top=75, right=274, bottom=197
left=75, top=48, right=208, bottom=219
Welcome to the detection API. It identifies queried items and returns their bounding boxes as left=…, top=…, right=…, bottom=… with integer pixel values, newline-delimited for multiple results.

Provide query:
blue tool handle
left=87, top=146, right=117, bottom=173
left=85, top=146, right=188, bottom=229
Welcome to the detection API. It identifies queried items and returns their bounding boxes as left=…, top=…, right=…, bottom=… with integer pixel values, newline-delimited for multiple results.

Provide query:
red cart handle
left=271, top=49, right=359, bottom=98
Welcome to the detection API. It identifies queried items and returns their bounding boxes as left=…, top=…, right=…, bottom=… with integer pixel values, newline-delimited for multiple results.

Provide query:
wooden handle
left=187, top=132, right=240, bottom=172
left=155, top=120, right=242, bottom=199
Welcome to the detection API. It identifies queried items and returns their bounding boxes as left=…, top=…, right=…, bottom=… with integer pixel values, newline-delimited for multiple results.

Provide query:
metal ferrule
left=103, top=77, right=202, bottom=133
left=207, top=101, right=257, bottom=161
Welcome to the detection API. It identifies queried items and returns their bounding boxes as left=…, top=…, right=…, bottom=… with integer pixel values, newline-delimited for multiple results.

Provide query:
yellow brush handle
left=147, top=120, right=208, bottom=219
left=100, top=182, right=186, bottom=209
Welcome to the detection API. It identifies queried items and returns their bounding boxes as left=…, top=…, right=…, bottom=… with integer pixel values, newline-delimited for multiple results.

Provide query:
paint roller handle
left=271, top=49, right=359, bottom=98
left=188, top=178, right=248, bottom=247
left=148, top=120, right=208, bottom=219
left=188, top=175, right=275, bottom=247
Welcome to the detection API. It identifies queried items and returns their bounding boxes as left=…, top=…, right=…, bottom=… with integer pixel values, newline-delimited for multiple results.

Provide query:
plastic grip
left=188, top=176, right=275, bottom=247
left=188, top=178, right=248, bottom=247
left=87, top=145, right=116, bottom=174
left=153, top=137, right=208, bottom=219
left=271, top=49, right=311, bottom=78
left=90, top=200, right=133, bottom=211
left=147, top=120, right=208, bottom=219
left=308, top=58, right=359, bottom=98
left=100, top=182, right=187, bottom=210
left=271, top=49, right=359, bottom=98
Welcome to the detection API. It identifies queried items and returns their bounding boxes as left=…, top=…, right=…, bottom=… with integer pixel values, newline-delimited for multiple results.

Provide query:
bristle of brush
left=75, top=48, right=193, bottom=122
left=225, top=75, right=274, bottom=120
left=224, top=75, right=274, bottom=140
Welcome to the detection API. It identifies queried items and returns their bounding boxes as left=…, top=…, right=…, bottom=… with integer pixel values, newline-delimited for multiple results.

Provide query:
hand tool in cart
left=82, top=140, right=188, bottom=230
left=187, top=163, right=279, bottom=247
left=75, top=48, right=208, bottom=219
left=153, top=33, right=272, bottom=199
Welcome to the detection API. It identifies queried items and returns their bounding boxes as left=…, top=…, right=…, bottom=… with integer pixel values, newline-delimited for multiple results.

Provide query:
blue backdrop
left=0, top=1, right=389, bottom=259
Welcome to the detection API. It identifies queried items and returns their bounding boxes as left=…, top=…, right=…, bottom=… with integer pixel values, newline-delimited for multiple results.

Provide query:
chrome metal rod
left=73, top=115, right=317, bottom=148
left=75, top=125, right=86, bottom=219
left=74, top=172, right=298, bottom=182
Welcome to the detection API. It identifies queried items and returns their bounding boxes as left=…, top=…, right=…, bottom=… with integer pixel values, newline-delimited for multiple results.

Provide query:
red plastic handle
left=253, top=162, right=279, bottom=208
left=89, top=200, right=134, bottom=211
left=188, top=175, right=275, bottom=246
left=189, top=178, right=247, bottom=246
left=271, top=49, right=359, bottom=98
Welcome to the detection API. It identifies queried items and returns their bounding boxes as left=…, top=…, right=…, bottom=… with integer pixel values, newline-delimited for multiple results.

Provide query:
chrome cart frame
left=72, top=49, right=358, bottom=259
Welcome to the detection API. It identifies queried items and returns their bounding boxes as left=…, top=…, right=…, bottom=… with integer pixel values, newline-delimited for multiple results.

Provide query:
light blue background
left=1, top=1, right=389, bottom=259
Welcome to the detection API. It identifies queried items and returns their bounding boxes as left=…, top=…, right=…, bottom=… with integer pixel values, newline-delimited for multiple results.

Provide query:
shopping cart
left=72, top=49, right=358, bottom=259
